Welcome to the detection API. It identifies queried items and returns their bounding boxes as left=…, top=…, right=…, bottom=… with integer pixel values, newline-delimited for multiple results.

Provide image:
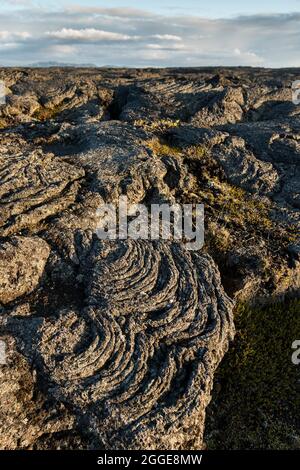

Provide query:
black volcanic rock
left=0, top=67, right=299, bottom=450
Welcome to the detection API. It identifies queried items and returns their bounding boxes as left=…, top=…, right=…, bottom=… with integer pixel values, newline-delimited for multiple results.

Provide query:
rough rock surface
left=0, top=237, right=50, bottom=304
left=2, top=240, right=233, bottom=449
left=0, top=67, right=299, bottom=450
left=0, top=141, right=84, bottom=237
left=0, top=336, right=75, bottom=449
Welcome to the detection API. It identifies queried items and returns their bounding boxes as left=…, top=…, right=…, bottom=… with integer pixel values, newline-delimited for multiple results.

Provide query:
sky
left=0, top=0, right=300, bottom=67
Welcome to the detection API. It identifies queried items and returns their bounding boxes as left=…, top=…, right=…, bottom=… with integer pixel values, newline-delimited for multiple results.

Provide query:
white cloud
left=234, top=48, right=262, bottom=61
left=151, top=34, right=182, bottom=41
left=0, top=8, right=299, bottom=67
left=146, top=43, right=186, bottom=51
left=146, top=44, right=162, bottom=50
left=45, top=28, right=138, bottom=42
left=66, top=6, right=154, bottom=19
left=1, top=42, right=20, bottom=48
left=46, top=44, right=77, bottom=55
left=0, top=31, right=31, bottom=40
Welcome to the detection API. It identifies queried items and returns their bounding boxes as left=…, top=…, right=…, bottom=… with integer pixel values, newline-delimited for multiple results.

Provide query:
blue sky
left=64, top=0, right=300, bottom=17
left=3, top=0, right=300, bottom=17
left=0, top=1, right=300, bottom=67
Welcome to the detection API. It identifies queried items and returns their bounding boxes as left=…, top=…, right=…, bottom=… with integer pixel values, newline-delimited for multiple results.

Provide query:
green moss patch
left=205, top=299, right=300, bottom=449
left=33, top=105, right=63, bottom=122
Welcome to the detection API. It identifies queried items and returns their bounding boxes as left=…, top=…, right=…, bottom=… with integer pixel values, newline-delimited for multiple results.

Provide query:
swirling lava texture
left=38, top=240, right=234, bottom=449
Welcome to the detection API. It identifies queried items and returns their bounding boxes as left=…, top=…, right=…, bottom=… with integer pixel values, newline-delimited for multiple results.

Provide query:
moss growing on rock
left=0, top=118, right=8, bottom=129
left=197, top=177, right=274, bottom=232
left=134, top=118, right=180, bottom=133
left=185, top=145, right=207, bottom=159
left=205, top=299, right=300, bottom=449
left=147, top=139, right=182, bottom=158
left=33, top=105, right=63, bottom=122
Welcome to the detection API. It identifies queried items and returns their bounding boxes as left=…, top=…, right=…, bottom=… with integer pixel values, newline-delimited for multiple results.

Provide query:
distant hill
left=29, top=61, right=98, bottom=68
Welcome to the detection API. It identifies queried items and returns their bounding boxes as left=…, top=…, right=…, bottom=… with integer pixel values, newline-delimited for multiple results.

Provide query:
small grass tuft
left=134, top=118, right=180, bottom=132
left=198, top=177, right=274, bottom=233
left=0, top=117, right=8, bottom=129
left=33, top=105, right=63, bottom=121
left=147, top=139, right=182, bottom=158
left=185, top=145, right=207, bottom=159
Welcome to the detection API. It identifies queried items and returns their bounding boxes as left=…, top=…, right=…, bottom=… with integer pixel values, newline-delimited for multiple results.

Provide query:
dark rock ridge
left=0, top=67, right=299, bottom=449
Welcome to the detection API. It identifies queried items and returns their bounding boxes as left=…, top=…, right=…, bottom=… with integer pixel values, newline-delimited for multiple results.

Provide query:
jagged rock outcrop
left=211, top=135, right=280, bottom=195
left=0, top=145, right=84, bottom=237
